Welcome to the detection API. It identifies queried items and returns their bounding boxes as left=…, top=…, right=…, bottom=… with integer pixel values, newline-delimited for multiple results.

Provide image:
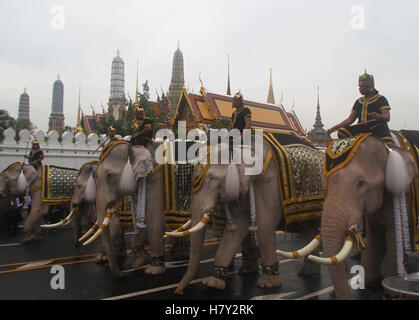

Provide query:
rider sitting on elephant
left=327, top=70, right=393, bottom=146
left=229, top=92, right=252, bottom=136
left=25, top=140, right=44, bottom=170
left=130, top=106, right=153, bottom=147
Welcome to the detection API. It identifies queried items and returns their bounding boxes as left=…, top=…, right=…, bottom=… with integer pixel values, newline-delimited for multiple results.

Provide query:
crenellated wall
left=0, top=128, right=130, bottom=171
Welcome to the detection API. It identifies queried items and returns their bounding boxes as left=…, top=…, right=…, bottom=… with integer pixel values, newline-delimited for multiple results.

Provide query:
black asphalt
left=0, top=225, right=381, bottom=302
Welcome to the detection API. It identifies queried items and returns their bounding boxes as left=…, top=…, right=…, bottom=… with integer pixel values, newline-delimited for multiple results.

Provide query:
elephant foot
left=174, top=286, right=185, bottom=295
left=145, top=265, right=166, bottom=275
left=239, top=259, right=259, bottom=274
left=145, top=256, right=166, bottom=275
left=258, top=262, right=281, bottom=289
left=298, top=261, right=321, bottom=278
left=22, top=231, right=42, bottom=244
left=257, top=275, right=282, bottom=289
left=202, top=276, right=226, bottom=290
left=75, top=242, right=83, bottom=254
left=132, top=254, right=151, bottom=269
left=95, top=247, right=108, bottom=264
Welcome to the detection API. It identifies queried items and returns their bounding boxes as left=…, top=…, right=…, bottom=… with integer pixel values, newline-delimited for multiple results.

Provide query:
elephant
left=0, top=162, right=47, bottom=243
left=80, top=141, right=167, bottom=278
left=171, top=138, right=323, bottom=295
left=307, top=134, right=418, bottom=299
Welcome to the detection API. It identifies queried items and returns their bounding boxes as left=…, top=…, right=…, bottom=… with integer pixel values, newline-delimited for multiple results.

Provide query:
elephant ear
left=131, top=145, right=154, bottom=180
left=385, top=147, right=417, bottom=196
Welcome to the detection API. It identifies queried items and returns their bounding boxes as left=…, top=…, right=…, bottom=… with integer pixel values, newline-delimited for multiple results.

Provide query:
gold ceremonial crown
left=32, top=140, right=39, bottom=144
left=136, top=106, right=144, bottom=112
left=359, top=70, right=375, bottom=87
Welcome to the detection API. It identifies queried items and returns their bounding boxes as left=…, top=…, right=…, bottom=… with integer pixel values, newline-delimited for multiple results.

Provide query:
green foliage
left=208, top=118, right=231, bottom=130
left=0, top=109, right=34, bottom=141
left=94, top=81, right=170, bottom=138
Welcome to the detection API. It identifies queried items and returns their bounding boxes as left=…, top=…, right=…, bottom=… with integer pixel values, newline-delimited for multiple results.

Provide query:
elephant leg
left=114, top=223, right=127, bottom=265
left=239, top=231, right=259, bottom=274
left=255, top=199, right=281, bottom=289
left=202, top=204, right=250, bottom=290
left=71, top=209, right=83, bottom=253
left=102, top=225, right=124, bottom=278
left=362, top=214, right=386, bottom=285
left=130, top=229, right=150, bottom=268
left=144, top=209, right=165, bottom=275
left=383, top=206, right=397, bottom=277
left=298, top=220, right=321, bottom=277
left=22, top=201, right=47, bottom=244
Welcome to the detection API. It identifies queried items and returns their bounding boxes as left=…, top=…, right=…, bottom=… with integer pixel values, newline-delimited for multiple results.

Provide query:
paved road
left=0, top=226, right=373, bottom=301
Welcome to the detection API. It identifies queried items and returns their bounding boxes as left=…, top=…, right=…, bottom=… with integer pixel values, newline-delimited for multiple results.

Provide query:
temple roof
left=174, top=87, right=308, bottom=138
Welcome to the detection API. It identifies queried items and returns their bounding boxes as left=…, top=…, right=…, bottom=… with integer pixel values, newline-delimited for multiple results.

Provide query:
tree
left=94, top=81, right=170, bottom=138
left=0, top=109, right=16, bottom=140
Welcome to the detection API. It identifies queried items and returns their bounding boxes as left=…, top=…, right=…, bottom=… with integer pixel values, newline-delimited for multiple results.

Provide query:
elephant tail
left=224, top=164, right=240, bottom=202
left=120, top=158, right=136, bottom=194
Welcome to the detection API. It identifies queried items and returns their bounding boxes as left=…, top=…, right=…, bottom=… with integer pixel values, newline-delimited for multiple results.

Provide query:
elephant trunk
left=320, top=200, right=353, bottom=300
left=174, top=218, right=206, bottom=295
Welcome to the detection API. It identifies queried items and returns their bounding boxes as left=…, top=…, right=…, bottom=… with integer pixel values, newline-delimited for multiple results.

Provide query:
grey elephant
left=170, top=136, right=324, bottom=295
left=0, top=162, right=80, bottom=243
left=80, top=141, right=166, bottom=277
left=0, top=162, right=46, bottom=243
left=307, top=132, right=419, bottom=299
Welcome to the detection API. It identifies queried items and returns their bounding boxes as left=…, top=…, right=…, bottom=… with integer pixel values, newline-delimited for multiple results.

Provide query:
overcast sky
left=1, top=0, right=418, bottom=134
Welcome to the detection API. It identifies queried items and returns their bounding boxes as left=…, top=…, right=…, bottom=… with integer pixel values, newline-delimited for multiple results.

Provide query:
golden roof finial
left=267, top=68, right=275, bottom=104
left=75, top=83, right=83, bottom=133
left=135, top=59, right=140, bottom=109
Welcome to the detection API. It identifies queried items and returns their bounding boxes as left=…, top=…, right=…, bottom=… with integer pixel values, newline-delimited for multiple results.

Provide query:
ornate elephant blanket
left=158, top=142, right=225, bottom=234
left=160, top=162, right=225, bottom=234
left=98, top=140, right=130, bottom=164
left=41, top=165, right=78, bottom=205
left=262, top=132, right=325, bottom=225
left=324, top=133, right=372, bottom=178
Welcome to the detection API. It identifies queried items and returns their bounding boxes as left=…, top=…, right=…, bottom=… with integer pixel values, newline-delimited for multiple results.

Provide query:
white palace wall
left=0, top=128, right=120, bottom=171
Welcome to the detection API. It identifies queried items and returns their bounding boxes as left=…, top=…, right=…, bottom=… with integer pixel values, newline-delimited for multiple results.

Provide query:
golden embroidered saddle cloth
left=325, top=131, right=419, bottom=250
left=262, top=133, right=325, bottom=225
left=41, top=165, right=78, bottom=205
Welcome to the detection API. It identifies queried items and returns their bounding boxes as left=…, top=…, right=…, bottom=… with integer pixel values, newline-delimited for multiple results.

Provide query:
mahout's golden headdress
left=359, top=70, right=375, bottom=87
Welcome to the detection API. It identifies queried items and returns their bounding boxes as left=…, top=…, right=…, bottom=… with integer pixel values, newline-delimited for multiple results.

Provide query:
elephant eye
left=357, top=179, right=366, bottom=188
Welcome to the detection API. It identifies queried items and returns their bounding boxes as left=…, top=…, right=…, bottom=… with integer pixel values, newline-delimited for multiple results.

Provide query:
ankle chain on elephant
left=132, top=245, right=146, bottom=258
left=212, top=265, right=228, bottom=280
left=262, top=261, right=279, bottom=276
left=23, top=230, right=42, bottom=240
left=151, top=255, right=165, bottom=267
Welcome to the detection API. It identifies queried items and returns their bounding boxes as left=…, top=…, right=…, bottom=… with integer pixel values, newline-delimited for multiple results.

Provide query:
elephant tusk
left=162, top=219, right=192, bottom=240
left=78, top=220, right=99, bottom=242
left=164, top=213, right=210, bottom=238
left=307, top=236, right=354, bottom=265
left=276, top=234, right=321, bottom=259
left=82, top=211, right=113, bottom=246
left=41, top=211, right=74, bottom=229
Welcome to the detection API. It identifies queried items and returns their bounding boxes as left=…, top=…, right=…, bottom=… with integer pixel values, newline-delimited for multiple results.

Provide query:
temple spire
left=227, top=54, right=231, bottom=96
left=75, top=83, right=83, bottom=133
left=135, top=59, right=139, bottom=109
left=314, top=85, right=324, bottom=129
left=267, top=68, right=275, bottom=104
